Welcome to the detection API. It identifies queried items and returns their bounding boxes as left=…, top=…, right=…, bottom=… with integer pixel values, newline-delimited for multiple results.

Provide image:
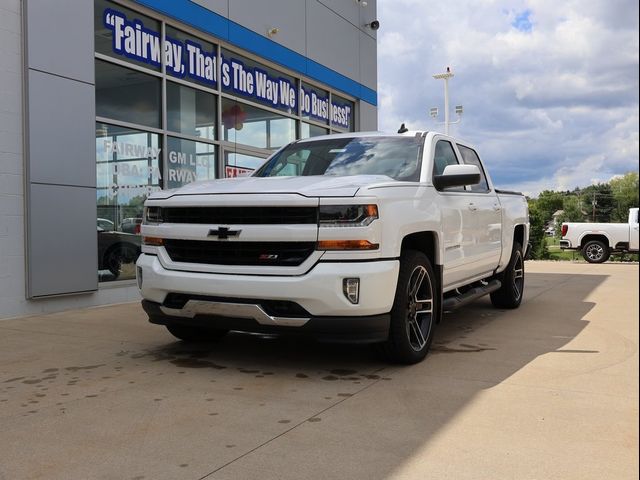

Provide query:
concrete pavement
left=0, top=262, right=637, bottom=480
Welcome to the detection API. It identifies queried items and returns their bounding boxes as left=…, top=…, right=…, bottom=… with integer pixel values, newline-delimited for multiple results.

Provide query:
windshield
left=253, top=136, right=424, bottom=181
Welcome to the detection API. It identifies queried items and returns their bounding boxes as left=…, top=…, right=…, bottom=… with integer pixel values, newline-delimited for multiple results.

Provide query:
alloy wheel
left=512, top=251, right=524, bottom=301
left=405, top=265, right=434, bottom=351
left=586, top=244, right=604, bottom=262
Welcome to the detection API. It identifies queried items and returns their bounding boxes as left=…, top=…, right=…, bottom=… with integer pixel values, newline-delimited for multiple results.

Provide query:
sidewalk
left=0, top=262, right=638, bottom=480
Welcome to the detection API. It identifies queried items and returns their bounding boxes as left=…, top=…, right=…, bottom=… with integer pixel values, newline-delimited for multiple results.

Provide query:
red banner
left=225, top=165, right=254, bottom=178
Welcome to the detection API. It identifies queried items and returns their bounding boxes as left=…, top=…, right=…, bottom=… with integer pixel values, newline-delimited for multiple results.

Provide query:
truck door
left=630, top=208, right=639, bottom=251
left=432, top=139, right=480, bottom=287
left=456, top=144, right=502, bottom=274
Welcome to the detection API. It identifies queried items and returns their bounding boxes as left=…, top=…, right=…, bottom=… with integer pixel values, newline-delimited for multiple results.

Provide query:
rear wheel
left=491, top=242, right=524, bottom=309
left=382, top=250, right=438, bottom=364
left=165, top=324, right=229, bottom=342
left=582, top=240, right=610, bottom=263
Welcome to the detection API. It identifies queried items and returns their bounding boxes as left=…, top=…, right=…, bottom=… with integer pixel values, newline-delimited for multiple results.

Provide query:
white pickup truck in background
left=137, top=131, right=529, bottom=364
left=560, top=208, right=639, bottom=263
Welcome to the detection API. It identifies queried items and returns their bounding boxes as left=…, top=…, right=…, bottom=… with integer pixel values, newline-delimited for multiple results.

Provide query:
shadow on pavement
left=0, top=271, right=608, bottom=480
left=137, top=272, right=599, bottom=374
left=120, top=272, right=604, bottom=478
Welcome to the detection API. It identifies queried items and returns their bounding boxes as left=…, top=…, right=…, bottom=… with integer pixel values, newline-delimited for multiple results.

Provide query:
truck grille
left=162, top=207, right=317, bottom=225
left=163, top=240, right=316, bottom=266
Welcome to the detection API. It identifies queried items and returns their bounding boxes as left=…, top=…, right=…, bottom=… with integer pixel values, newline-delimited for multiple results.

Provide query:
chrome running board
left=442, top=279, right=502, bottom=312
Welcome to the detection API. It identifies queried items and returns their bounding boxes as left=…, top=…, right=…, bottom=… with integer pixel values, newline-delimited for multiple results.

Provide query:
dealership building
left=0, top=0, right=378, bottom=319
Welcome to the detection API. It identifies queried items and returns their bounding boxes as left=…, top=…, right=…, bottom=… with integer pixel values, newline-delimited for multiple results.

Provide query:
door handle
left=493, top=204, right=502, bottom=211
left=468, top=203, right=478, bottom=211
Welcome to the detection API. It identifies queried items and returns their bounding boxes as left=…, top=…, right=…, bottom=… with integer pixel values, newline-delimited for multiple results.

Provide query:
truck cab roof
left=297, top=130, right=425, bottom=142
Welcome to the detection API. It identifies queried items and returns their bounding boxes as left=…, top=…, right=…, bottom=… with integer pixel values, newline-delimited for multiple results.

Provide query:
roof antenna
left=397, top=123, right=408, bottom=134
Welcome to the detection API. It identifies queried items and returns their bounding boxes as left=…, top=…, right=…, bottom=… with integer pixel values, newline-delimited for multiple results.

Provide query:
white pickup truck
left=560, top=208, right=639, bottom=263
left=137, top=131, right=529, bottom=364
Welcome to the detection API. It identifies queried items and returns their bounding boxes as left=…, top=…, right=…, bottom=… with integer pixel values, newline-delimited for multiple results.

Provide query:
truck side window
left=433, top=140, right=460, bottom=176
left=432, top=140, right=465, bottom=192
left=457, top=145, right=490, bottom=193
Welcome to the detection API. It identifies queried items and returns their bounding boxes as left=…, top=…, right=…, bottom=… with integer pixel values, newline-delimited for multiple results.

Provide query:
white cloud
left=377, top=0, right=639, bottom=196
left=505, top=154, right=609, bottom=196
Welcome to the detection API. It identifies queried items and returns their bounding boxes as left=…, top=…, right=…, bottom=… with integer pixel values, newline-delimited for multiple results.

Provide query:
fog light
left=136, top=266, right=143, bottom=289
left=343, top=278, right=360, bottom=304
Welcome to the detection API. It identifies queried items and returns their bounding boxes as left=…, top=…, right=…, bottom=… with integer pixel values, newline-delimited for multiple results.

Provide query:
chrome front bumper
left=160, top=299, right=309, bottom=327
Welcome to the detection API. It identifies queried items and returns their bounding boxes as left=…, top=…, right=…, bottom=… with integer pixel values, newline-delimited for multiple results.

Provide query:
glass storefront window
left=224, top=151, right=266, bottom=177
left=331, top=94, right=355, bottom=131
left=165, top=26, right=217, bottom=88
left=95, top=0, right=161, bottom=72
left=301, top=122, right=329, bottom=139
left=221, top=49, right=297, bottom=115
left=93, top=1, right=366, bottom=285
left=96, top=122, right=161, bottom=282
left=167, top=82, right=216, bottom=141
left=166, top=137, right=217, bottom=189
left=96, top=60, right=161, bottom=128
left=300, top=82, right=330, bottom=124
left=221, top=98, right=295, bottom=150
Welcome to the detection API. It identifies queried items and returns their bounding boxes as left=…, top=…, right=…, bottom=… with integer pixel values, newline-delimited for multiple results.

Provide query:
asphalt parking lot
left=0, top=262, right=638, bottom=480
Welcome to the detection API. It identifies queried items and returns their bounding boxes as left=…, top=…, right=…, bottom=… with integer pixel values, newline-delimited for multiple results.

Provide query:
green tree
left=557, top=195, right=585, bottom=225
left=610, top=172, right=639, bottom=222
left=580, top=183, right=615, bottom=223
left=120, top=195, right=147, bottom=220
left=527, top=200, right=550, bottom=259
left=535, top=190, right=565, bottom=225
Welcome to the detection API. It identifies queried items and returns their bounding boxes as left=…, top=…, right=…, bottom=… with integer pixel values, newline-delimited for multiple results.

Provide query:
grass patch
left=549, top=249, right=582, bottom=261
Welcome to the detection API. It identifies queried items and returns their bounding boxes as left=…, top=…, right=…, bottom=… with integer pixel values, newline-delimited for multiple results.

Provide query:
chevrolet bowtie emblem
left=208, top=227, right=241, bottom=240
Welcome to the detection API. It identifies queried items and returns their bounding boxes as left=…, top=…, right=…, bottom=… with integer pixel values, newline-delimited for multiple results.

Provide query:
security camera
left=367, top=20, right=380, bottom=30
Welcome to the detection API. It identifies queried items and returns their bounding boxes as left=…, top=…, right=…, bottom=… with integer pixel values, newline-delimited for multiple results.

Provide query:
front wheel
left=582, top=240, right=610, bottom=263
left=491, top=242, right=524, bottom=309
left=382, top=250, right=438, bottom=364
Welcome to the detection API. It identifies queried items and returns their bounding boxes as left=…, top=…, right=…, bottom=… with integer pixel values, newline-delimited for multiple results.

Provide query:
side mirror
left=433, top=164, right=481, bottom=190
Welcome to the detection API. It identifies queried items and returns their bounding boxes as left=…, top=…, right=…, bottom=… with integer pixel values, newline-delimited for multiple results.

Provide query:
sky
left=376, top=0, right=640, bottom=196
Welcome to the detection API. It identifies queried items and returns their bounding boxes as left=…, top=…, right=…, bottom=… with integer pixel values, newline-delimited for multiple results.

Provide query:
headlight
left=144, top=206, right=163, bottom=223
left=144, top=206, right=163, bottom=224
left=319, top=204, right=378, bottom=227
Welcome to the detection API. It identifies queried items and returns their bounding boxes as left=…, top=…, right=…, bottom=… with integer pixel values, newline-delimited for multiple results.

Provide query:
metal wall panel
left=28, top=183, right=97, bottom=297
left=191, top=0, right=228, bottom=18
left=359, top=31, right=377, bottom=91
left=27, top=70, right=96, bottom=187
left=359, top=0, right=377, bottom=40
left=317, top=0, right=359, bottom=26
left=26, top=0, right=94, bottom=85
left=306, top=0, right=359, bottom=81
left=25, top=0, right=97, bottom=298
left=229, top=0, right=306, bottom=56
left=358, top=100, right=378, bottom=131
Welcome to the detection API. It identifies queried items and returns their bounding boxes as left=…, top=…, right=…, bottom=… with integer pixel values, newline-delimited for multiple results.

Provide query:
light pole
left=432, top=67, right=462, bottom=135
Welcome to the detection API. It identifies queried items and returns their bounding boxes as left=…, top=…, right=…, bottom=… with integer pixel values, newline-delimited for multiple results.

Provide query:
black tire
left=582, top=240, right=610, bottom=263
left=382, top=250, right=438, bottom=364
left=165, top=323, right=229, bottom=342
left=104, top=244, right=138, bottom=278
left=491, top=241, right=525, bottom=309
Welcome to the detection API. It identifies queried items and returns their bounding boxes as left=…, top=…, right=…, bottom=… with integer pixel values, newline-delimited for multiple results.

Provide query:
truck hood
left=151, top=175, right=395, bottom=199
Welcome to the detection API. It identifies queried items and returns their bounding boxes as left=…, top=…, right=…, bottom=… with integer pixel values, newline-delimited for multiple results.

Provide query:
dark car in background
left=119, top=217, right=143, bottom=234
left=98, top=227, right=141, bottom=279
